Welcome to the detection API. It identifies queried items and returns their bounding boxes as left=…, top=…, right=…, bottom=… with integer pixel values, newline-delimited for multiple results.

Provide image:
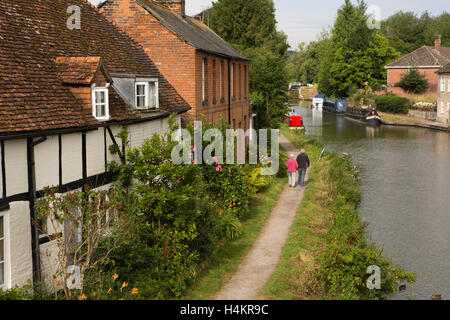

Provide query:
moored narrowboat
left=285, top=107, right=305, bottom=130
left=335, top=99, right=348, bottom=113
left=345, top=106, right=382, bottom=126
left=312, top=94, right=326, bottom=109
left=323, top=99, right=347, bottom=114
left=323, top=99, right=336, bottom=113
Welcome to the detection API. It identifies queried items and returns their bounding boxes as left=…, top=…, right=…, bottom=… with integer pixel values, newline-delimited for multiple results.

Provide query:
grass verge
left=260, top=125, right=415, bottom=300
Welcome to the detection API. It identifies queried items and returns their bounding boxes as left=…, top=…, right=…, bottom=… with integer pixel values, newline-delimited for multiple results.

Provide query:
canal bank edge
left=379, top=112, right=450, bottom=132
left=381, top=120, right=450, bottom=132
left=260, top=125, right=416, bottom=300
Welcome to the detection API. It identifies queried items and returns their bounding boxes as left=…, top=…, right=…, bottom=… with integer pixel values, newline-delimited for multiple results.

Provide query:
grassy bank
left=261, top=125, right=415, bottom=300
left=180, top=173, right=286, bottom=300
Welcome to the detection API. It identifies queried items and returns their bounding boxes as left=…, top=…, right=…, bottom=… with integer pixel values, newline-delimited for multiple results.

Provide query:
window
left=244, top=65, right=247, bottom=98
left=135, top=81, right=159, bottom=110
left=202, top=58, right=208, bottom=103
left=238, top=64, right=242, bottom=99
left=136, top=82, right=148, bottom=109
left=92, top=87, right=109, bottom=121
left=0, top=215, right=5, bottom=288
left=448, top=76, right=450, bottom=93
left=220, top=61, right=224, bottom=100
left=447, top=101, right=450, bottom=113
left=212, top=60, right=216, bottom=103
left=231, top=63, right=234, bottom=98
left=441, top=100, right=445, bottom=114
left=441, top=76, right=446, bottom=92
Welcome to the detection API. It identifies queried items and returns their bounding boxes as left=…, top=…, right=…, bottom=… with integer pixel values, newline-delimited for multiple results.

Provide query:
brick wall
left=387, top=68, right=441, bottom=93
left=100, top=0, right=196, bottom=116
left=100, top=0, right=250, bottom=128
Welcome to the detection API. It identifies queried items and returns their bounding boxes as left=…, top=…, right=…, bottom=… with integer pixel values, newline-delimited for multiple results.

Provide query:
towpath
left=213, top=134, right=308, bottom=300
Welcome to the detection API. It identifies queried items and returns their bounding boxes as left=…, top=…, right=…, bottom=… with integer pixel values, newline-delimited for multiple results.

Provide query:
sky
left=89, top=0, right=449, bottom=49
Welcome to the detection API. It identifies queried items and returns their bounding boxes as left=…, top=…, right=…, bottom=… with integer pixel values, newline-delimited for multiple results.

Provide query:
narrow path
left=213, top=133, right=308, bottom=300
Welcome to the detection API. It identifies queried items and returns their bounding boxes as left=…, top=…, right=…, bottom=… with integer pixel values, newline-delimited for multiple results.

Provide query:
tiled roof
left=136, top=0, right=249, bottom=61
left=438, top=62, right=450, bottom=74
left=386, top=46, right=450, bottom=68
left=0, top=0, right=190, bottom=135
left=55, top=57, right=104, bottom=85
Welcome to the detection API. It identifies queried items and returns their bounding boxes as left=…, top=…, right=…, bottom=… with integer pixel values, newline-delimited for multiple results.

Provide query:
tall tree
left=318, top=0, right=398, bottom=97
left=209, top=0, right=290, bottom=129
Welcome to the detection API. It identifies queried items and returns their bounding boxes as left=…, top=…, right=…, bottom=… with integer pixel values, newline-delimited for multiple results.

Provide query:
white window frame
left=202, top=59, right=207, bottom=102
left=447, top=76, right=450, bottom=93
left=92, top=87, right=110, bottom=121
left=148, top=80, right=159, bottom=110
left=447, top=100, right=450, bottom=113
left=135, top=82, right=149, bottom=110
left=441, top=100, right=445, bottom=114
left=440, top=76, right=446, bottom=92
left=0, top=213, right=9, bottom=290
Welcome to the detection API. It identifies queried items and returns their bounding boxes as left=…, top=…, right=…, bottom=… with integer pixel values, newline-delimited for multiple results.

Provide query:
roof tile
left=0, top=0, right=190, bottom=135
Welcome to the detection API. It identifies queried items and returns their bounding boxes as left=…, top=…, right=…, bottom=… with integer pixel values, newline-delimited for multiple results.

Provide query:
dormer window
left=135, top=80, right=159, bottom=110
left=92, top=87, right=109, bottom=121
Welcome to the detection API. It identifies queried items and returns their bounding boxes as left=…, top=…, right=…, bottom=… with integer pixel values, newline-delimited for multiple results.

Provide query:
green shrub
left=395, top=69, right=429, bottom=94
left=374, top=95, right=410, bottom=114
left=244, top=166, right=269, bottom=196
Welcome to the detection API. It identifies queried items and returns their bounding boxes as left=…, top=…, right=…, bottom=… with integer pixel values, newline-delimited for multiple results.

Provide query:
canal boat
left=311, top=94, right=325, bottom=109
left=285, top=107, right=305, bottom=130
left=345, top=106, right=382, bottom=126
left=323, top=99, right=347, bottom=114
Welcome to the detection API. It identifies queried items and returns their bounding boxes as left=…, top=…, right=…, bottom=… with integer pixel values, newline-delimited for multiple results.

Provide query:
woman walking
left=286, top=154, right=298, bottom=187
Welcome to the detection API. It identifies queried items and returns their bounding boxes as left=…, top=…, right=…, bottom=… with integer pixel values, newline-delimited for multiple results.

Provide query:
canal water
left=291, top=105, right=450, bottom=300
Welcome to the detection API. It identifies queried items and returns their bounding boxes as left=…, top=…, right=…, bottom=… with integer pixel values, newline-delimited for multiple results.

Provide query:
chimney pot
left=435, top=36, right=441, bottom=53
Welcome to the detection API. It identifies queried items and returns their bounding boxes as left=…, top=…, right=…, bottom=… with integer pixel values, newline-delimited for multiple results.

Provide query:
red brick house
left=100, top=0, right=251, bottom=130
left=385, top=37, right=450, bottom=94
left=0, top=0, right=189, bottom=290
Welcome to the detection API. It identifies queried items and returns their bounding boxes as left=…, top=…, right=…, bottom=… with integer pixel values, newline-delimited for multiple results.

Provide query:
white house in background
left=437, top=63, right=450, bottom=125
left=0, top=0, right=190, bottom=291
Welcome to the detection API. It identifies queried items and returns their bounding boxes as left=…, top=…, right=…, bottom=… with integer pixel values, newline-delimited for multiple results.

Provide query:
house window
left=239, top=64, right=242, bottom=99
left=220, top=61, right=224, bottom=100
left=244, top=65, right=247, bottom=99
left=441, top=100, right=445, bottom=114
left=202, top=58, right=208, bottom=103
left=212, top=60, right=217, bottom=103
left=231, top=63, right=234, bottom=98
left=441, top=76, right=446, bottom=92
left=92, top=87, right=109, bottom=121
left=447, top=101, right=450, bottom=113
left=136, top=82, right=148, bottom=109
left=0, top=215, right=5, bottom=288
left=448, top=76, right=450, bottom=93
left=135, top=81, right=159, bottom=109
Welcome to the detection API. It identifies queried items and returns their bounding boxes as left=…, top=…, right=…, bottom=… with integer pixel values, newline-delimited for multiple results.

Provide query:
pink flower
left=212, top=157, right=219, bottom=163
left=216, top=165, right=223, bottom=172
left=190, top=145, right=196, bottom=152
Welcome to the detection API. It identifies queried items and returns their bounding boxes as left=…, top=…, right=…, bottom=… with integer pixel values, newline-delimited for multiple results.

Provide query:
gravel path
left=213, top=133, right=308, bottom=300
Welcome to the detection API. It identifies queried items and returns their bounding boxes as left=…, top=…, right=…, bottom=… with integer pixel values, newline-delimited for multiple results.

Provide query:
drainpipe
left=27, top=136, right=47, bottom=284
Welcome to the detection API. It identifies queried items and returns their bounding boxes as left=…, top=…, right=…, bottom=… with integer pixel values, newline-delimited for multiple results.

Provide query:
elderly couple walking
left=286, top=149, right=310, bottom=188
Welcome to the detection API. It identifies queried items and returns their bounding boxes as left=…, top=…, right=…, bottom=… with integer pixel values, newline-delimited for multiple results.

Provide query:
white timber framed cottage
left=0, top=0, right=190, bottom=290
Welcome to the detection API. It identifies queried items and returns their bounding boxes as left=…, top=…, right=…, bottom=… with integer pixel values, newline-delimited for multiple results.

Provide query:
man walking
left=296, top=149, right=310, bottom=188
left=286, top=154, right=298, bottom=188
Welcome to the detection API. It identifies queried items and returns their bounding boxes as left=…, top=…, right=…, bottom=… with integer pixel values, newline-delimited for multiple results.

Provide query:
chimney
left=435, top=35, right=441, bottom=53
left=154, top=0, right=185, bottom=17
